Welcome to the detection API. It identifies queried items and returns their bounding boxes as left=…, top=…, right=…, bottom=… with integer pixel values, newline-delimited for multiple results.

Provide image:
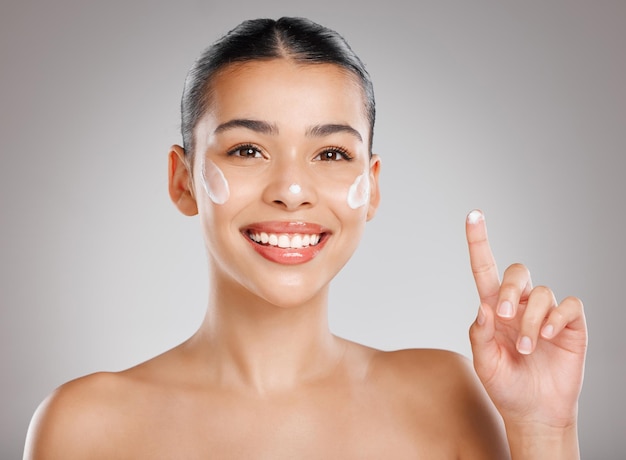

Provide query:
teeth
left=249, top=232, right=322, bottom=249
left=278, top=235, right=290, bottom=248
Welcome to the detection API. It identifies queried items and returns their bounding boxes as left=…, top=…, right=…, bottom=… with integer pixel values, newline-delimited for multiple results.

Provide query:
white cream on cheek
left=201, top=157, right=230, bottom=205
left=347, top=173, right=370, bottom=209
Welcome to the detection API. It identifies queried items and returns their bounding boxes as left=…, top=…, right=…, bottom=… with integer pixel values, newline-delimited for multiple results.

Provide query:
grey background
left=1, top=0, right=624, bottom=458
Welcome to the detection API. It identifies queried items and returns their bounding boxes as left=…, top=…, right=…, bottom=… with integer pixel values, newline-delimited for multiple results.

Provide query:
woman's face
left=189, top=59, right=380, bottom=307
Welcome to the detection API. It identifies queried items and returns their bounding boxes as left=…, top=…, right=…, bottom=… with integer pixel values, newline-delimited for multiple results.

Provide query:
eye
left=314, top=147, right=353, bottom=162
left=227, top=144, right=263, bottom=158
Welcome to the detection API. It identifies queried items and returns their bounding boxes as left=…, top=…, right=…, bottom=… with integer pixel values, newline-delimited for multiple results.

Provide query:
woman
left=24, top=17, right=587, bottom=459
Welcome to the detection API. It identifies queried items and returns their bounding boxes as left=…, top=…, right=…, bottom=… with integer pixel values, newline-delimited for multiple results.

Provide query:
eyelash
left=224, top=144, right=354, bottom=161
left=315, top=146, right=353, bottom=162
left=226, top=143, right=264, bottom=159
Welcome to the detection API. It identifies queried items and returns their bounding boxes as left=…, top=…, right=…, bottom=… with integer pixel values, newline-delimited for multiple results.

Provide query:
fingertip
left=517, top=336, right=533, bottom=355
left=541, top=323, right=555, bottom=339
left=496, top=300, right=515, bottom=319
left=467, top=209, right=484, bottom=225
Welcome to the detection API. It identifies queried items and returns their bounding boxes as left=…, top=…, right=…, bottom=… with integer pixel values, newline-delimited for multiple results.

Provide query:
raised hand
left=466, top=210, right=587, bottom=453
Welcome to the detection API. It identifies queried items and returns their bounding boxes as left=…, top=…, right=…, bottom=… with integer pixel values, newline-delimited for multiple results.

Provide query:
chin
left=254, top=282, right=329, bottom=310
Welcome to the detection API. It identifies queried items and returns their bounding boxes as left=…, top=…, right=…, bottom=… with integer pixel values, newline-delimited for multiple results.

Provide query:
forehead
left=203, top=59, right=369, bottom=131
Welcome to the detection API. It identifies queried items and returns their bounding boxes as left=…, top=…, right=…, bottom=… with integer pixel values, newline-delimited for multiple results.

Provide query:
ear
left=366, top=154, right=381, bottom=221
left=168, top=145, right=198, bottom=216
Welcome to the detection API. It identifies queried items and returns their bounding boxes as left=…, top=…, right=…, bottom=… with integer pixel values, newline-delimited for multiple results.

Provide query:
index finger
left=466, top=209, right=500, bottom=305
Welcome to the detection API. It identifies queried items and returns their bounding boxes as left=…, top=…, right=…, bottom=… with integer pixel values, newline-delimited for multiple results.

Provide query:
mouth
left=242, top=222, right=329, bottom=265
left=246, top=231, right=323, bottom=249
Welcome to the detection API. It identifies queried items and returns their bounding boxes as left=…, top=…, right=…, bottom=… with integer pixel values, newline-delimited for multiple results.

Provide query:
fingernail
left=467, top=209, right=484, bottom=224
left=518, top=336, right=532, bottom=354
left=497, top=300, right=514, bottom=318
left=541, top=324, right=554, bottom=338
left=476, top=305, right=486, bottom=326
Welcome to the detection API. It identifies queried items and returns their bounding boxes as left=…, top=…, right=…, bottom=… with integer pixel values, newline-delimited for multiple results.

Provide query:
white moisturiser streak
left=201, top=158, right=230, bottom=205
left=347, top=173, right=370, bottom=209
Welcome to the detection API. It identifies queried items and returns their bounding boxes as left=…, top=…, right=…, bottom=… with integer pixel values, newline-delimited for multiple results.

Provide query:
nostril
left=273, top=198, right=311, bottom=209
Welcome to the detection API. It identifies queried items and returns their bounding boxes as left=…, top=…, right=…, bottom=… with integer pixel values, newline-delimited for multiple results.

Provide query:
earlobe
left=168, top=145, right=198, bottom=216
left=366, top=154, right=381, bottom=221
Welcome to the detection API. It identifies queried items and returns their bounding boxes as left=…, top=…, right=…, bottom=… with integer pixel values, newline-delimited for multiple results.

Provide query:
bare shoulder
left=366, top=347, right=510, bottom=459
left=345, top=343, right=477, bottom=391
left=367, top=347, right=479, bottom=391
left=23, top=348, right=180, bottom=460
left=23, top=371, right=134, bottom=459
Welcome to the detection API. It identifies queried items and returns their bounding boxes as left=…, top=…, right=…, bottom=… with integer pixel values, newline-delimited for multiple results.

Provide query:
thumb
left=469, top=303, right=499, bottom=381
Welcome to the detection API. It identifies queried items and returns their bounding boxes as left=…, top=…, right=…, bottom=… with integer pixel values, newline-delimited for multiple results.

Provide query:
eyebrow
left=306, top=123, right=363, bottom=143
left=214, top=119, right=278, bottom=135
left=214, top=119, right=363, bottom=143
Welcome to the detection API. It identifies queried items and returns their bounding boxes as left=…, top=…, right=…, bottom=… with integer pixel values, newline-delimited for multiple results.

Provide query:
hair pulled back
left=180, top=17, right=375, bottom=159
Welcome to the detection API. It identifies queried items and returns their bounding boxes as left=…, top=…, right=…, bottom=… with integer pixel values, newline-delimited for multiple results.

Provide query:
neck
left=189, top=273, right=343, bottom=393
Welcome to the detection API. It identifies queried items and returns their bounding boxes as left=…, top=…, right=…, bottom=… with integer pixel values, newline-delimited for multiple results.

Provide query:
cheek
left=201, top=158, right=230, bottom=205
left=346, top=173, right=370, bottom=210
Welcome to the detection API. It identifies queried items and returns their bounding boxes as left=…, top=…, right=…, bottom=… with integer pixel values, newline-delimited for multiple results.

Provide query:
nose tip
left=288, top=183, right=302, bottom=194
left=264, top=175, right=316, bottom=211
left=272, top=188, right=313, bottom=210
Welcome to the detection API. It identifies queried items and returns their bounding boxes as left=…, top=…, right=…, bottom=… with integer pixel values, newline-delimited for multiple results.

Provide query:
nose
left=262, top=162, right=317, bottom=211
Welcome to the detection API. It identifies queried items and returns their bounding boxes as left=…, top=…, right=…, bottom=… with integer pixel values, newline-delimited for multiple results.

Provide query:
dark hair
left=180, top=17, right=375, bottom=160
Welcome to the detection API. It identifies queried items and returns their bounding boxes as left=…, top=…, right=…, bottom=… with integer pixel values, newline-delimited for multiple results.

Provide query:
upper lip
left=241, top=221, right=329, bottom=235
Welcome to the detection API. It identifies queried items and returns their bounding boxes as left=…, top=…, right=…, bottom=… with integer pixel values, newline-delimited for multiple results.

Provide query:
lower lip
left=245, top=234, right=327, bottom=265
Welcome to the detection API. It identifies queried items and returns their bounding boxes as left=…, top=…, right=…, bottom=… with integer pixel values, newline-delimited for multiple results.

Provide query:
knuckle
left=468, top=235, right=488, bottom=246
left=471, top=260, right=496, bottom=274
left=563, top=295, right=583, bottom=308
left=532, top=285, right=554, bottom=300
left=505, top=262, right=528, bottom=275
left=502, top=263, right=531, bottom=284
left=550, top=309, right=566, bottom=325
left=524, top=310, right=546, bottom=327
left=499, top=281, right=519, bottom=295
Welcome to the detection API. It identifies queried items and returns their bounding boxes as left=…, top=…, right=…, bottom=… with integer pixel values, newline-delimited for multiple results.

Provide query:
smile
left=247, top=231, right=322, bottom=249
left=242, top=222, right=329, bottom=265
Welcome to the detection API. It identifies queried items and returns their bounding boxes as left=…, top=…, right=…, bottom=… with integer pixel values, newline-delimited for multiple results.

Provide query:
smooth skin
left=24, top=59, right=586, bottom=459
